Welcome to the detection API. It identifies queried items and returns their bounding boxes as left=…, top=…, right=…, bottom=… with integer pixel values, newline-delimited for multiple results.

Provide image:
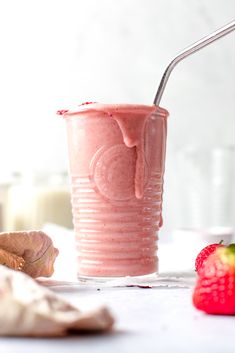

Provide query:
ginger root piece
left=0, top=231, right=59, bottom=278
left=0, top=266, right=114, bottom=337
left=0, top=248, right=25, bottom=271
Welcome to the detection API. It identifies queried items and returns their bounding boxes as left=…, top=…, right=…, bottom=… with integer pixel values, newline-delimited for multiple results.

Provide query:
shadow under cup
left=64, top=105, right=168, bottom=278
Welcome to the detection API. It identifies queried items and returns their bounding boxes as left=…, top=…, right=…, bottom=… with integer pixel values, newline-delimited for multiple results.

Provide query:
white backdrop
left=0, top=0, right=234, bottom=239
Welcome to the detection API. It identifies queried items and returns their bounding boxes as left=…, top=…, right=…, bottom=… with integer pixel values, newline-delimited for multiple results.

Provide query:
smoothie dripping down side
left=112, top=114, right=149, bottom=199
left=60, top=103, right=158, bottom=199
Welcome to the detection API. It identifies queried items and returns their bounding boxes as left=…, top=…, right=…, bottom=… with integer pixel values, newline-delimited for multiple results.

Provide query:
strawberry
left=193, top=244, right=235, bottom=315
left=195, top=241, right=224, bottom=273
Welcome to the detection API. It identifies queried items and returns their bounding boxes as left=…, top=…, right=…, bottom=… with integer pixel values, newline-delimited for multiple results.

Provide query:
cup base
left=77, top=272, right=158, bottom=285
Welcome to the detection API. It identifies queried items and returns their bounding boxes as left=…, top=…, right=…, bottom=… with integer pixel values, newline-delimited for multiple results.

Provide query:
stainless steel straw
left=153, top=20, right=235, bottom=106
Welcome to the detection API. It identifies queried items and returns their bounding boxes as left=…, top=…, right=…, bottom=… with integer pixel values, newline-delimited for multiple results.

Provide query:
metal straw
left=153, top=19, right=235, bottom=106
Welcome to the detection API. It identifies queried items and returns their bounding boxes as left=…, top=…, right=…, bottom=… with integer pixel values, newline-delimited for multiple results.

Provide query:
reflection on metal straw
left=153, top=19, right=235, bottom=106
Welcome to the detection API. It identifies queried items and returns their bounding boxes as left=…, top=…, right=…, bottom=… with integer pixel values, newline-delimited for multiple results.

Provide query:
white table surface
left=0, top=275, right=235, bottom=353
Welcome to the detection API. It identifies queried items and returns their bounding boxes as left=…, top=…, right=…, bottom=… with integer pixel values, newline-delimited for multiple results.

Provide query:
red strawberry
left=193, top=244, right=235, bottom=315
left=195, top=241, right=224, bottom=273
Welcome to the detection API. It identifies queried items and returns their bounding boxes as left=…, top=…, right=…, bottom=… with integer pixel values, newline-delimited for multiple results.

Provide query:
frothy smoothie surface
left=61, top=103, right=168, bottom=277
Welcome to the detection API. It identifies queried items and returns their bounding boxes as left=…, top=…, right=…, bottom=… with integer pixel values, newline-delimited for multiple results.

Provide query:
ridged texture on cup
left=71, top=173, right=162, bottom=277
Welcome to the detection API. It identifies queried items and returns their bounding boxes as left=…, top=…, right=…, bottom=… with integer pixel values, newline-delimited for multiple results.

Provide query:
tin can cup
left=64, top=105, right=168, bottom=279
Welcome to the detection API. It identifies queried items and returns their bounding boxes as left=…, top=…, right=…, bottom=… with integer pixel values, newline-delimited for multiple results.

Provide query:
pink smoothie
left=60, top=103, right=168, bottom=277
